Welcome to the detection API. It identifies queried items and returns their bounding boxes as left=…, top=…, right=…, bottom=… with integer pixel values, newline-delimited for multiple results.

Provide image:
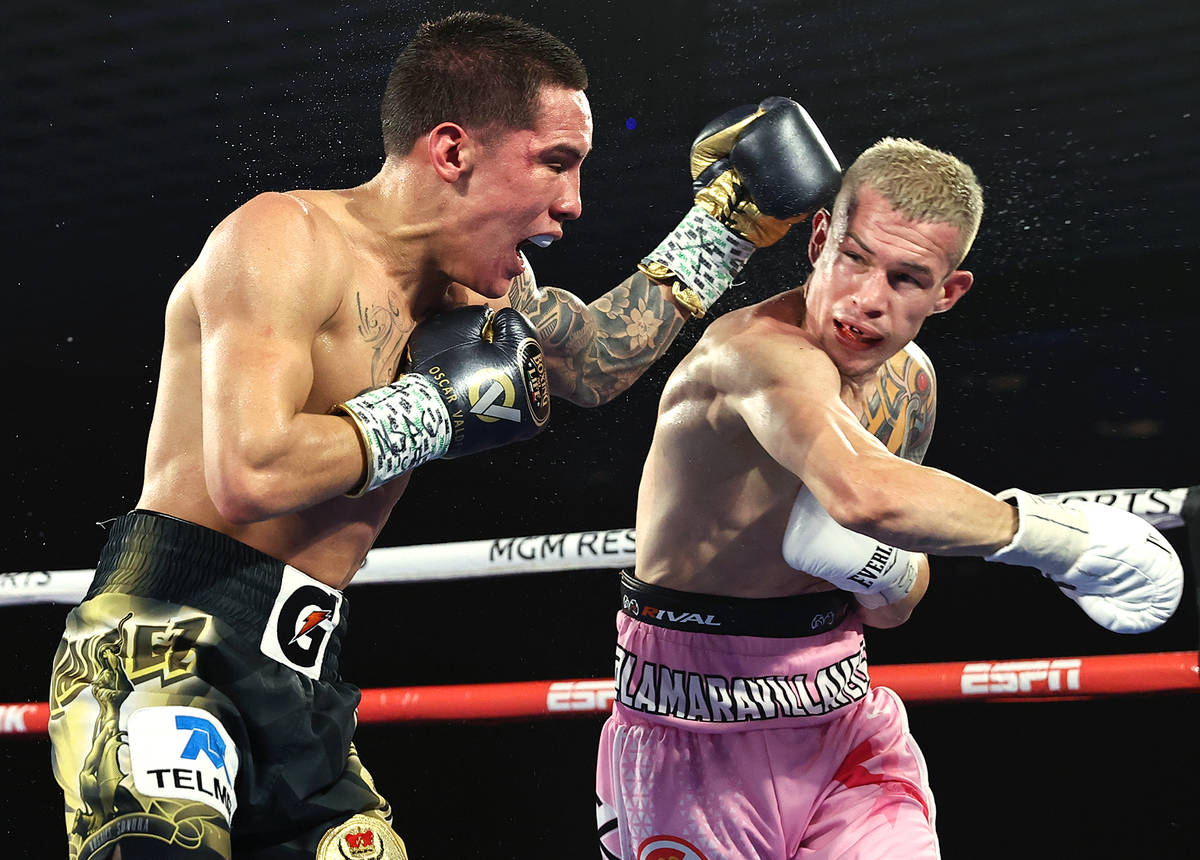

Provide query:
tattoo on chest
left=355, top=291, right=413, bottom=387
left=860, top=351, right=935, bottom=463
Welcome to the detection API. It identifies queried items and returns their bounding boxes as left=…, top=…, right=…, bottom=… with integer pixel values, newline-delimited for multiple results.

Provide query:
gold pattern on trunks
left=126, top=616, right=208, bottom=685
left=54, top=619, right=230, bottom=860
left=52, top=615, right=209, bottom=717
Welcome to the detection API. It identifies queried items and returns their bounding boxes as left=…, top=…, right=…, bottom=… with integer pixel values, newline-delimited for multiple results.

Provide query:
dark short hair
left=381, top=11, right=588, bottom=157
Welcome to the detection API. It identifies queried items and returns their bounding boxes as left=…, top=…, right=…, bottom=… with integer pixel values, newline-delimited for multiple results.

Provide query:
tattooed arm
left=504, top=262, right=691, bottom=406
left=854, top=342, right=937, bottom=628
left=860, top=341, right=937, bottom=464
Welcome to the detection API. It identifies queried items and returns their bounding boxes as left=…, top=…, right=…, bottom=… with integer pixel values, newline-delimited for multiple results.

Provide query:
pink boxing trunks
left=596, top=572, right=938, bottom=860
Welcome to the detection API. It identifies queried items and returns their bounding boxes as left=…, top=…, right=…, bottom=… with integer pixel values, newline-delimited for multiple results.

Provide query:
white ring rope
left=1, top=486, right=1189, bottom=607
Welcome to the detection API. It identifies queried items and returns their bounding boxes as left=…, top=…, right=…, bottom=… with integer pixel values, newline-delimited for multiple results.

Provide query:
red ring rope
left=9, top=650, right=1195, bottom=737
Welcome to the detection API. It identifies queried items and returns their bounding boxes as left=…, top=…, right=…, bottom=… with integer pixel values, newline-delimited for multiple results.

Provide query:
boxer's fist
left=782, top=485, right=919, bottom=608
left=641, top=97, right=840, bottom=318
left=334, top=306, right=550, bottom=495
left=691, top=96, right=842, bottom=248
left=985, top=488, right=1183, bottom=633
left=403, top=306, right=550, bottom=459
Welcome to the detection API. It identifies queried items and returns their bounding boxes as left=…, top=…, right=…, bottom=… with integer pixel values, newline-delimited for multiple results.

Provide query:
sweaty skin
left=634, top=188, right=1016, bottom=622
left=635, top=291, right=932, bottom=602
left=137, top=85, right=689, bottom=588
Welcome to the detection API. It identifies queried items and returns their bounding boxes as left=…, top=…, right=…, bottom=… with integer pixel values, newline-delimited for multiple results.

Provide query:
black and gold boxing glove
left=333, top=306, right=550, bottom=496
left=641, top=97, right=841, bottom=318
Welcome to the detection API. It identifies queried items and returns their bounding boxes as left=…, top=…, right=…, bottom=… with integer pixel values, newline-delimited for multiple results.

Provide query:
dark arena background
left=4, top=1, right=1199, bottom=857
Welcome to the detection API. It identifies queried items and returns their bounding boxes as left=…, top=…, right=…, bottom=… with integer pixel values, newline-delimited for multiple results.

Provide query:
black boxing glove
left=641, top=97, right=841, bottom=318
left=693, top=96, right=842, bottom=237
left=334, top=306, right=550, bottom=496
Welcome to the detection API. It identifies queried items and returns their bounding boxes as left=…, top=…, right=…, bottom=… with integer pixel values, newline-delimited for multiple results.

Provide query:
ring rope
left=0, top=486, right=1191, bottom=606
left=5, top=651, right=1196, bottom=737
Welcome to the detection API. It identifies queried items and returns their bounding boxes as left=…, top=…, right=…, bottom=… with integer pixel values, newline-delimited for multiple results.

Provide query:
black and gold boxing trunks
left=48, top=510, right=408, bottom=860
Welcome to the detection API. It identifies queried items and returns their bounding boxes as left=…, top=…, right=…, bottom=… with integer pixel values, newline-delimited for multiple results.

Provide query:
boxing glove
left=782, top=485, right=919, bottom=608
left=985, top=488, right=1183, bottom=633
left=692, top=96, right=842, bottom=246
left=641, top=97, right=841, bottom=318
left=335, top=306, right=550, bottom=496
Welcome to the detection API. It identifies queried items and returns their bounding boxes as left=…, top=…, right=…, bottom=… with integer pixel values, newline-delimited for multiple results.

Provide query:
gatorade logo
left=261, top=567, right=342, bottom=680
left=274, top=588, right=337, bottom=665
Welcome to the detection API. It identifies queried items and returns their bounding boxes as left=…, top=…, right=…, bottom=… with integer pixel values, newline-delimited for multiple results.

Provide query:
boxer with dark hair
left=597, top=137, right=1183, bottom=859
left=47, top=11, right=841, bottom=859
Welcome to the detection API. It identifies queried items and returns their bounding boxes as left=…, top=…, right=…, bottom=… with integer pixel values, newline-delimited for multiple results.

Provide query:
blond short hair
left=834, top=137, right=984, bottom=267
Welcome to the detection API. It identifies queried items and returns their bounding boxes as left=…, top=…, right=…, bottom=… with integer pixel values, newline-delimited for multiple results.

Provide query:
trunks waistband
left=88, top=510, right=347, bottom=679
left=620, top=571, right=850, bottom=638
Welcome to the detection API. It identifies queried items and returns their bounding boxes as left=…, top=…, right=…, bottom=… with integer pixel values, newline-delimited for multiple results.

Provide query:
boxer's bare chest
left=306, top=265, right=418, bottom=412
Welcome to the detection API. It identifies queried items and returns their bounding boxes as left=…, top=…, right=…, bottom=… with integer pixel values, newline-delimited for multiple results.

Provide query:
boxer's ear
left=807, top=209, right=831, bottom=265
left=931, top=269, right=973, bottom=314
left=428, top=122, right=470, bottom=181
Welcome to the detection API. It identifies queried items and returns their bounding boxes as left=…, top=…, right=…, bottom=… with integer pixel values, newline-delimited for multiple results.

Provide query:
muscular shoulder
left=188, top=192, right=352, bottom=318
left=870, top=341, right=938, bottom=463
left=887, top=341, right=936, bottom=389
left=704, top=300, right=838, bottom=395
left=212, top=192, right=347, bottom=269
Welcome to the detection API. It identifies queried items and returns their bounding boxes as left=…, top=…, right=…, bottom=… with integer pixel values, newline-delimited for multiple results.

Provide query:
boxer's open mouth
left=833, top=318, right=884, bottom=347
left=516, top=234, right=557, bottom=270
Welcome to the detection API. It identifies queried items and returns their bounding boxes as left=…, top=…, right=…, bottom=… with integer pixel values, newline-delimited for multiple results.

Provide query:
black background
left=4, top=0, right=1199, bottom=856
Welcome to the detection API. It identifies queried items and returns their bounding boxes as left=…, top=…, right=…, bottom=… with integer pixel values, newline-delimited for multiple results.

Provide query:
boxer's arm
left=194, top=193, right=367, bottom=522
left=504, top=261, right=689, bottom=407
left=849, top=343, right=935, bottom=626
left=718, top=324, right=1016, bottom=556
left=864, top=341, right=937, bottom=465
left=498, top=97, right=836, bottom=407
left=735, top=327, right=1180, bottom=634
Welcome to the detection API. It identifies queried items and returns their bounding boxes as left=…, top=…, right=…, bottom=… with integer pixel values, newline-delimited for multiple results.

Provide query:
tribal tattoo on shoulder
left=355, top=290, right=413, bottom=387
left=507, top=269, right=685, bottom=406
left=860, top=347, right=937, bottom=464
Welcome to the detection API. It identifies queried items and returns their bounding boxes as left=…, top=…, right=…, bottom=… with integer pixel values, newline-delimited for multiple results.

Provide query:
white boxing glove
left=984, top=488, right=1183, bottom=634
left=782, top=485, right=919, bottom=608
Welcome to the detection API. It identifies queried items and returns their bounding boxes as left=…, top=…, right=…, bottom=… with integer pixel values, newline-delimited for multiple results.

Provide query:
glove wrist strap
left=332, top=374, right=452, bottom=497
left=983, top=488, right=1089, bottom=577
left=640, top=206, right=755, bottom=318
left=856, top=555, right=919, bottom=609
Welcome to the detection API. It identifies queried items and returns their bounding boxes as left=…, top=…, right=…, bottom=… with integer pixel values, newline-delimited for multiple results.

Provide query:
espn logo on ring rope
left=961, top=659, right=1082, bottom=696
left=547, top=680, right=615, bottom=713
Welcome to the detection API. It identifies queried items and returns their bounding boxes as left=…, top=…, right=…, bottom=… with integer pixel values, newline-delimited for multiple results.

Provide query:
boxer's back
left=634, top=292, right=833, bottom=599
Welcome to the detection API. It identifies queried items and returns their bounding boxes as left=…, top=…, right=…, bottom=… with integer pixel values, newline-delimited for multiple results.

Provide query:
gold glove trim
left=331, top=402, right=375, bottom=498
left=671, top=283, right=707, bottom=319
left=695, top=171, right=805, bottom=248
left=690, top=107, right=766, bottom=180
left=638, top=261, right=705, bottom=319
